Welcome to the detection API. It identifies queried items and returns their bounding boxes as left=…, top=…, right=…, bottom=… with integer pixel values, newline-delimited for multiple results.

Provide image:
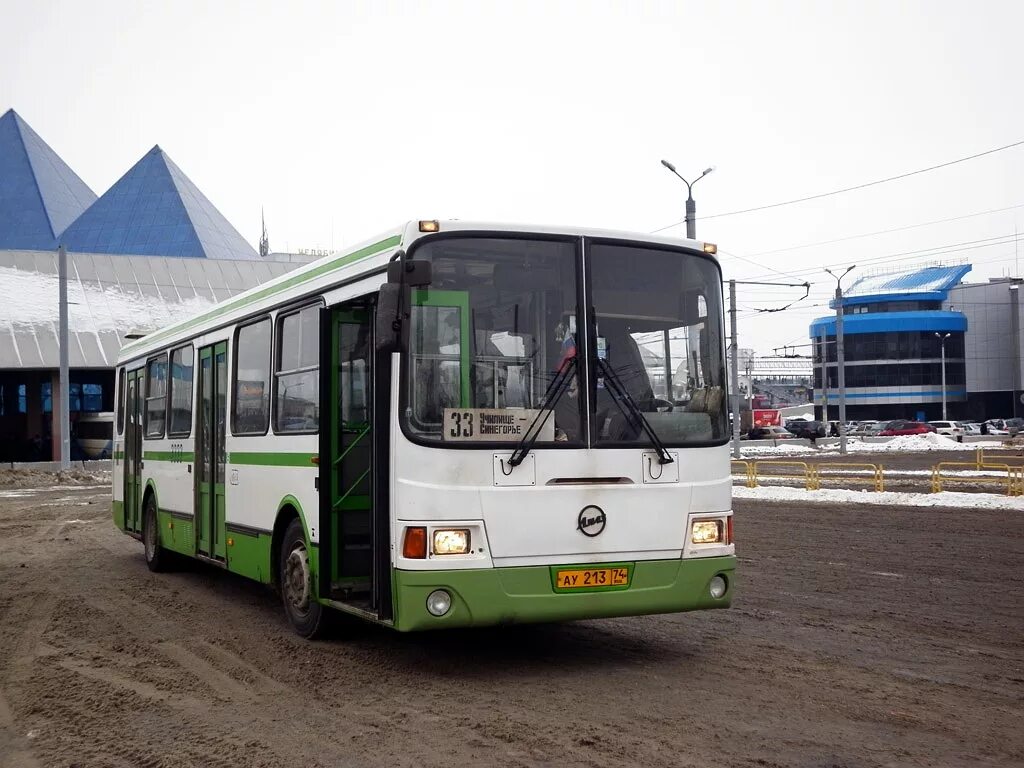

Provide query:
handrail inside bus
left=335, top=424, right=371, bottom=466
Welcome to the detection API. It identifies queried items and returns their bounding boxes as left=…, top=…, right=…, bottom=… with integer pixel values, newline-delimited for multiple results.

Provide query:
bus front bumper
left=391, top=555, right=735, bottom=632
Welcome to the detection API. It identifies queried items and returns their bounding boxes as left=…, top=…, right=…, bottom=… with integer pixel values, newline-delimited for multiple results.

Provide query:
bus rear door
left=123, top=368, right=144, bottom=534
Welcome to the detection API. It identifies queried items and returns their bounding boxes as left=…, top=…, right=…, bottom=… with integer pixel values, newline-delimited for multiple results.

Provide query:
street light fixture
left=935, top=332, right=951, bottom=420
left=660, top=160, right=715, bottom=239
left=825, top=265, right=856, bottom=455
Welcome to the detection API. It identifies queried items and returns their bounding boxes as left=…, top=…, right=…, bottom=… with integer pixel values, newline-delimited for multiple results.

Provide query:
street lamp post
left=661, top=160, right=733, bottom=454
left=825, top=265, right=856, bottom=455
left=935, top=332, right=951, bottom=420
left=660, top=160, right=715, bottom=240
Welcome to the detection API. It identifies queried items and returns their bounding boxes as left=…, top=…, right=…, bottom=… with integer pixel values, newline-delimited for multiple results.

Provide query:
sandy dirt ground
left=0, top=475, right=1022, bottom=768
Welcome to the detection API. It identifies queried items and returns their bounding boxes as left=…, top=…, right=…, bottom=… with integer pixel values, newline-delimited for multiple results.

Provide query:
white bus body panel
left=392, top=434, right=731, bottom=569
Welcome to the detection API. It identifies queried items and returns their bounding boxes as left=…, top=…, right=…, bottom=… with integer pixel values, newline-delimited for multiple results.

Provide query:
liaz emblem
left=577, top=505, right=606, bottom=537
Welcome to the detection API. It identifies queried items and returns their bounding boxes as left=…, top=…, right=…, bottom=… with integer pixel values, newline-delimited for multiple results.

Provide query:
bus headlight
left=432, top=529, right=470, bottom=555
left=426, top=590, right=452, bottom=616
left=691, top=520, right=723, bottom=544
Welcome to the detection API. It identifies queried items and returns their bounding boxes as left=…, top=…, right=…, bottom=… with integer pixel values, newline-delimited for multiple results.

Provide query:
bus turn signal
left=403, top=527, right=427, bottom=559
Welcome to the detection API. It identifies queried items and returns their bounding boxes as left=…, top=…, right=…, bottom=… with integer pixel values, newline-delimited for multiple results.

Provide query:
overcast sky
left=2, top=0, right=1023, bottom=355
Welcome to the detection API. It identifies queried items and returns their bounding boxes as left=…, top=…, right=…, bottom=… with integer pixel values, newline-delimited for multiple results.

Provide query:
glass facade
left=813, top=331, right=965, bottom=364
left=846, top=300, right=942, bottom=314
left=60, top=146, right=257, bottom=260
left=814, top=362, right=966, bottom=389
left=0, top=109, right=96, bottom=250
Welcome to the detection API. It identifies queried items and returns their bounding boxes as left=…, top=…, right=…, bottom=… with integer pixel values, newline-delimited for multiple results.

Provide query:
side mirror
left=375, top=284, right=402, bottom=353
left=387, top=259, right=432, bottom=287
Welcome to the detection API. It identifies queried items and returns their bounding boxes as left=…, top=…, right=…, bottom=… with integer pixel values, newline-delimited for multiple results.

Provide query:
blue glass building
left=0, top=109, right=97, bottom=250
left=0, top=108, right=289, bottom=461
left=809, top=265, right=971, bottom=421
left=61, top=145, right=257, bottom=259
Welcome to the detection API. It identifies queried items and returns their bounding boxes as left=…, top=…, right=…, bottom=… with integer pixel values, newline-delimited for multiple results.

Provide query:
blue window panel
left=57, top=143, right=255, bottom=260
left=0, top=110, right=96, bottom=249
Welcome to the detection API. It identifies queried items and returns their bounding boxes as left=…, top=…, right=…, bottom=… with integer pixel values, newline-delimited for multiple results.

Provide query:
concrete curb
left=2, top=460, right=112, bottom=471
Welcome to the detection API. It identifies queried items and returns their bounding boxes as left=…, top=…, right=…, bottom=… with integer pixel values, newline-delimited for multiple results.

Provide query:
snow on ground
left=740, top=433, right=1002, bottom=456
left=848, top=434, right=979, bottom=452
left=733, top=484, right=1024, bottom=510
left=740, top=443, right=821, bottom=456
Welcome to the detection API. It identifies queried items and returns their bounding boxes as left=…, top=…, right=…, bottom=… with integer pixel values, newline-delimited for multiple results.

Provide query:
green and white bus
left=112, top=220, right=735, bottom=637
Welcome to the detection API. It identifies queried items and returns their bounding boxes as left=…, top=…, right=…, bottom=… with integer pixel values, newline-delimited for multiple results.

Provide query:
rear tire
left=279, top=518, right=330, bottom=639
left=143, top=495, right=170, bottom=573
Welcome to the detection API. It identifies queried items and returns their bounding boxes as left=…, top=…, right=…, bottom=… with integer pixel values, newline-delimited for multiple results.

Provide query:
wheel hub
left=284, top=545, right=311, bottom=613
left=144, top=513, right=155, bottom=560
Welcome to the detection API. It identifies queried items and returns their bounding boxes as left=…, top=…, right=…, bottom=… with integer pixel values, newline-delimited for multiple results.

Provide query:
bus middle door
left=195, top=342, right=227, bottom=561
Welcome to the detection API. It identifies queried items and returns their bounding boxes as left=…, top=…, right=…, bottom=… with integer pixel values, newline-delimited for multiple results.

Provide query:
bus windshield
left=401, top=235, right=727, bottom=448
left=589, top=242, right=727, bottom=446
left=403, top=237, right=584, bottom=444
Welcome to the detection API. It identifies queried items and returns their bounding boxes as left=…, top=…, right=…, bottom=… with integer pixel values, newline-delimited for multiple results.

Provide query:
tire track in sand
left=0, top=593, right=56, bottom=768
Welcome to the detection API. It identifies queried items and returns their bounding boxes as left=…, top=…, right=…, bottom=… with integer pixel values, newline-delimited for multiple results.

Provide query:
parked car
left=985, top=419, right=1011, bottom=435
left=786, top=420, right=827, bottom=439
left=878, top=420, right=936, bottom=436
left=928, top=420, right=963, bottom=437
left=958, top=421, right=982, bottom=436
left=850, top=420, right=881, bottom=436
left=1006, top=417, right=1024, bottom=436
left=749, top=426, right=795, bottom=440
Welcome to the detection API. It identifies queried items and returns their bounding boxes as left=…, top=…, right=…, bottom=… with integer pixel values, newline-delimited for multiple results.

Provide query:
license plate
left=555, top=566, right=630, bottom=590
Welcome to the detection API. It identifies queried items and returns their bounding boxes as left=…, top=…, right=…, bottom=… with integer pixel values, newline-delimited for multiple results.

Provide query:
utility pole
left=819, top=327, right=828, bottom=424
left=729, top=280, right=741, bottom=458
left=934, top=332, right=951, bottom=420
left=745, top=355, right=754, bottom=412
left=58, top=244, right=70, bottom=470
left=826, top=266, right=856, bottom=455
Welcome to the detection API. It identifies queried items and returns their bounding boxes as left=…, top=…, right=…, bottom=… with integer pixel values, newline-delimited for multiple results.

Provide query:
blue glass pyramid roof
left=0, top=109, right=97, bottom=250
left=61, top=145, right=257, bottom=259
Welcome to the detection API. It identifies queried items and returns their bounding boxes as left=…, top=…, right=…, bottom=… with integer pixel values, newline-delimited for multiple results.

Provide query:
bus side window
left=275, top=305, right=320, bottom=433
left=233, top=317, right=272, bottom=435
left=144, top=355, right=167, bottom=438
left=116, top=367, right=125, bottom=435
left=168, top=345, right=194, bottom=437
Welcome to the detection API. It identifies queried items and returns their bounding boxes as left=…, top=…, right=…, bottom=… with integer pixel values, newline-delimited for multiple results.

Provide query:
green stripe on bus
left=228, top=452, right=318, bottom=467
left=143, top=451, right=196, bottom=462
left=121, top=234, right=402, bottom=354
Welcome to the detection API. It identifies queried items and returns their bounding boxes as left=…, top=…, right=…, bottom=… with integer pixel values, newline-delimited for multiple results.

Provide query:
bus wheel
left=143, top=495, right=170, bottom=573
left=280, top=518, right=329, bottom=638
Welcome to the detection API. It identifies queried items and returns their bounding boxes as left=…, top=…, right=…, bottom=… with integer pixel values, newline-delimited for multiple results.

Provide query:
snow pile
left=850, top=433, right=975, bottom=452
left=740, top=443, right=818, bottom=456
left=733, top=484, right=1024, bottom=510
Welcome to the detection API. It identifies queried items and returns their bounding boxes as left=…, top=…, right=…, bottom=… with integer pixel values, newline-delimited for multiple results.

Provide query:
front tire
left=279, top=518, right=330, bottom=638
left=143, top=495, right=170, bottom=572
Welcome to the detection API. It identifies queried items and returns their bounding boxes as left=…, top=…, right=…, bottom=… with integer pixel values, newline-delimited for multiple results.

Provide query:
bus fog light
left=426, top=590, right=452, bottom=616
left=432, top=529, right=470, bottom=555
left=691, top=520, right=723, bottom=544
left=709, top=575, right=727, bottom=599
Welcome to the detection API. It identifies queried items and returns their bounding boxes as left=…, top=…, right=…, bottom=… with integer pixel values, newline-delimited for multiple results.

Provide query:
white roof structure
left=843, top=264, right=972, bottom=299
left=0, top=249, right=295, bottom=369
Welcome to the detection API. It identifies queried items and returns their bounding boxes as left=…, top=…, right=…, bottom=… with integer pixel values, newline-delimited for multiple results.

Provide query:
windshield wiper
left=597, top=357, right=674, bottom=465
left=506, top=356, right=577, bottom=469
